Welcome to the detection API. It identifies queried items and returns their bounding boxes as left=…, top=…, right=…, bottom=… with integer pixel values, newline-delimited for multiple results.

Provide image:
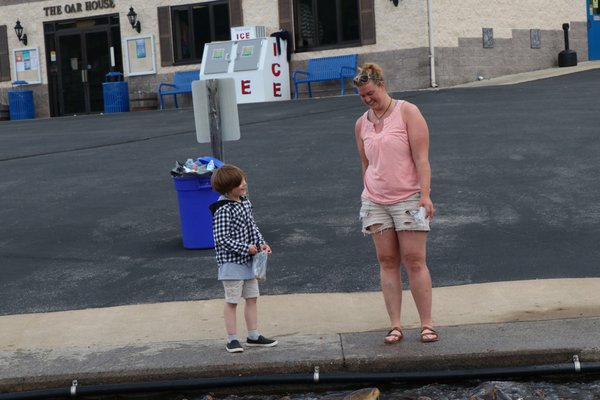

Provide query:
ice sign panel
left=241, top=46, right=254, bottom=57
left=212, top=48, right=225, bottom=59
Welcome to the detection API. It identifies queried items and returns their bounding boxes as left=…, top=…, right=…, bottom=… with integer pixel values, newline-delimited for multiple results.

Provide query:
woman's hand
left=421, top=196, right=435, bottom=220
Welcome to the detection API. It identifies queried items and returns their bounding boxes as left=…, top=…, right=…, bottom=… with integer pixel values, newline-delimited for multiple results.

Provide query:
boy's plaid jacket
left=209, top=196, right=265, bottom=266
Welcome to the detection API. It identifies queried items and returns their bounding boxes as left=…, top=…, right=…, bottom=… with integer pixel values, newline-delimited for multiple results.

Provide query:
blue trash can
left=172, top=157, right=224, bottom=249
left=103, top=72, right=129, bottom=113
left=8, top=81, right=35, bottom=120
left=173, top=176, right=220, bottom=249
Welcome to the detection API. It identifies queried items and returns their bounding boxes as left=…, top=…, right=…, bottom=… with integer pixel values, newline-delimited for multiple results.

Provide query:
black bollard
left=558, top=23, right=577, bottom=67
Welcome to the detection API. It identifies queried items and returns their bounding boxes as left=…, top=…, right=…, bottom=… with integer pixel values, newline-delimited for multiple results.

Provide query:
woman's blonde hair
left=355, top=63, right=384, bottom=86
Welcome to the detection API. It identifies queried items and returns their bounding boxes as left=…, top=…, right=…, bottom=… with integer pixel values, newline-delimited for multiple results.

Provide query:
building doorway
left=588, top=0, right=600, bottom=60
left=45, top=15, right=123, bottom=117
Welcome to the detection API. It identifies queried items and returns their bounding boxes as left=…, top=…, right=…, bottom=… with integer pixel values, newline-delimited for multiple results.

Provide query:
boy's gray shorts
left=223, top=279, right=260, bottom=304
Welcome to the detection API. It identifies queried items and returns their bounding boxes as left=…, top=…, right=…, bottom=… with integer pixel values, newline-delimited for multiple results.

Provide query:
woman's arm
left=355, top=117, right=368, bottom=177
left=403, top=102, right=435, bottom=219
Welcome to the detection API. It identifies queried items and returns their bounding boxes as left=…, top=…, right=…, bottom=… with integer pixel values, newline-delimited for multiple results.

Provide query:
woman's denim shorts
left=359, top=192, right=430, bottom=234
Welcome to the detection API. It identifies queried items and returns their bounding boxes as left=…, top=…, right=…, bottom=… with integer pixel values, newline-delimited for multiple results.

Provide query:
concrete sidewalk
left=2, top=278, right=600, bottom=350
left=2, top=278, right=600, bottom=392
left=451, top=60, right=600, bottom=87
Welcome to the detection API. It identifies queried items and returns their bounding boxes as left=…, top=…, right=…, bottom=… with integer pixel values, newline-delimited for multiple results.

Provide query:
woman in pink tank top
left=353, top=62, right=438, bottom=344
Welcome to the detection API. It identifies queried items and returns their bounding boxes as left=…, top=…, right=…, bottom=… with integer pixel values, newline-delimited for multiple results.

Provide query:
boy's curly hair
left=211, top=164, right=246, bottom=195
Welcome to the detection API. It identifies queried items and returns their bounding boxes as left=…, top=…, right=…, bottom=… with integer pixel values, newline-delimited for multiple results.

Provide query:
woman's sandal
left=420, top=326, right=439, bottom=343
left=384, top=327, right=403, bottom=344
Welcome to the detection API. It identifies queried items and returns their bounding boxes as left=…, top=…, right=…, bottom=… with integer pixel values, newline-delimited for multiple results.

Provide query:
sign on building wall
left=230, top=26, right=267, bottom=41
left=12, top=47, right=42, bottom=84
left=43, top=0, right=116, bottom=16
left=124, top=35, right=156, bottom=76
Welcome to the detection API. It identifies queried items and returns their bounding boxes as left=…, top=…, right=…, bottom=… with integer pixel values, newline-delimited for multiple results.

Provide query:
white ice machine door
left=203, top=42, right=234, bottom=74
left=233, top=39, right=263, bottom=72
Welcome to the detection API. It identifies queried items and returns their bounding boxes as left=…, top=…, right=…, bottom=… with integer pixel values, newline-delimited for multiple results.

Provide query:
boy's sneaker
left=226, top=340, right=244, bottom=353
left=246, top=335, right=278, bottom=347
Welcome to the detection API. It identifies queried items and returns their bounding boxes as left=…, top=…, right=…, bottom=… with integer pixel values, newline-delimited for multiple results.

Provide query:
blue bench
left=158, top=70, right=200, bottom=110
left=292, top=54, right=358, bottom=99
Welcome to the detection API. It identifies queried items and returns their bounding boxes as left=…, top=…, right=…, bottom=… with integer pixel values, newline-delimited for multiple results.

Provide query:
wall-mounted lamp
left=14, top=20, right=28, bottom=46
left=390, top=0, right=399, bottom=6
left=127, top=6, right=141, bottom=33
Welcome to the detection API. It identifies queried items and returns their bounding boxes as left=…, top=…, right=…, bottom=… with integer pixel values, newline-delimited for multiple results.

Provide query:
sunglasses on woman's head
left=353, top=73, right=380, bottom=86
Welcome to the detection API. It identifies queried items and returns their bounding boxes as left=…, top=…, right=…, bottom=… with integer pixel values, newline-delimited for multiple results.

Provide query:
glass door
left=58, top=33, right=86, bottom=115
left=55, top=29, right=111, bottom=115
left=45, top=15, right=122, bottom=117
left=85, top=31, right=110, bottom=112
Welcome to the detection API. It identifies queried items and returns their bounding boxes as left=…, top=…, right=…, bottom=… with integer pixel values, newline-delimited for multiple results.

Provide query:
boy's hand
left=260, top=243, right=272, bottom=254
left=248, top=244, right=259, bottom=255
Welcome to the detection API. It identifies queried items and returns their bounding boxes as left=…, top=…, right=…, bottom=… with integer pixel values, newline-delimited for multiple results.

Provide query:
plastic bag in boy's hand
left=252, top=250, right=268, bottom=280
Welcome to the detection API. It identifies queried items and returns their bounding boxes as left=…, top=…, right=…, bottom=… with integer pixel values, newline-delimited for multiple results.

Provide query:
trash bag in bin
left=172, top=156, right=223, bottom=249
left=171, top=156, right=224, bottom=177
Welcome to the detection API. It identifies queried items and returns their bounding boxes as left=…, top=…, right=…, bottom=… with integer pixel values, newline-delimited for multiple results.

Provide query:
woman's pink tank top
left=359, top=100, right=420, bottom=204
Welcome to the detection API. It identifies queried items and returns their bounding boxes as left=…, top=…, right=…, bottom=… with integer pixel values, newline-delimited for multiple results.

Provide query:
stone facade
left=0, top=0, right=589, bottom=117
left=287, top=0, right=588, bottom=96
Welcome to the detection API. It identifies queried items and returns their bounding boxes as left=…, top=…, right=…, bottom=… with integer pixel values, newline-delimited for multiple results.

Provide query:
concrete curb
left=2, top=317, right=599, bottom=393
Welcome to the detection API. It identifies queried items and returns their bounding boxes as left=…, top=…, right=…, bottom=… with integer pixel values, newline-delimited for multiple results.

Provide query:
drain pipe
left=427, top=0, right=438, bottom=88
left=2, top=356, right=600, bottom=400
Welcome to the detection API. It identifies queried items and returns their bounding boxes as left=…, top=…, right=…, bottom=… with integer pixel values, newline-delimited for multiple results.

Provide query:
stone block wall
left=290, top=21, right=588, bottom=98
left=436, top=21, right=588, bottom=87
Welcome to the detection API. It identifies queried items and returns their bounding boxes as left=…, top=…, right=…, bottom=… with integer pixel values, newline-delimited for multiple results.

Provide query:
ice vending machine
left=200, top=37, right=290, bottom=104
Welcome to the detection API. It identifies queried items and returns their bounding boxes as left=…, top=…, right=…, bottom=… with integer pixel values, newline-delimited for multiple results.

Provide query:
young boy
left=209, top=164, right=278, bottom=353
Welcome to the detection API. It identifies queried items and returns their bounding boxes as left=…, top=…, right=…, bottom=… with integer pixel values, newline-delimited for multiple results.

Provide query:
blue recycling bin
left=8, top=81, right=35, bottom=120
left=103, top=72, right=129, bottom=113
left=172, top=158, right=224, bottom=249
left=173, top=175, right=220, bottom=249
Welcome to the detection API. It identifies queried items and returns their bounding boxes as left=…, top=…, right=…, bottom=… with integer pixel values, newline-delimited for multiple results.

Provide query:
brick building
left=0, top=0, right=595, bottom=118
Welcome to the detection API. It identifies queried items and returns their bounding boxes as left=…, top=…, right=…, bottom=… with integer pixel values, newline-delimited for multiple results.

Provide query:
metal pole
left=562, top=23, right=570, bottom=50
left=427, top=0, right=438, bottom=88
left=206, top=79, right=224, bottom=161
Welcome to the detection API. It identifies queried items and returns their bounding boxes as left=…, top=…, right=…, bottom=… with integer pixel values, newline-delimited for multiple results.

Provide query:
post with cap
left=558, top=23, right=577, bottom=67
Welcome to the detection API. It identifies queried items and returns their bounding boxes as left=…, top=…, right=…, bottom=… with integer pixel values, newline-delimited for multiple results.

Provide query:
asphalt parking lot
left=1, top=68, right=599, bottom=316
